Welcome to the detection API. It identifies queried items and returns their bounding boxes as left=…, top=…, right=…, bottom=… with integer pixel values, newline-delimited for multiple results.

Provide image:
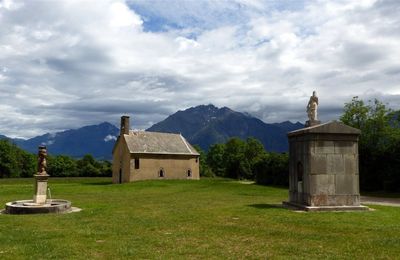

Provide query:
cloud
left=104, top=134, right=117, bottom=142
left=0, top=0, right=399, bottom=138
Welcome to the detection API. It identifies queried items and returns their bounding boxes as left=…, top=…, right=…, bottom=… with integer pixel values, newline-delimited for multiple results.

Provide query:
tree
left=340, top=97, right=400, bottom=191
left=18, top=150, right=36, bottom=178
left=0, top=140, right=19, bottom=178
left=0, top=141, right=112, bottom=178
left=222, top=138, right=251, bottom=179
left=47, top=155, right=78, bottom=177
left=206, top=143, right=226, bottom=176
left=77, top=154, right=101, bottom=177
left=98, top=160, right=112, bottom=177
left=193, top=145, right=213, bottom=177
left=255, top=152, right=288, bottom=186
left=340, top=96, right=369, bottom=130
left=245, top=137, right=267, bottom=179
left=0, top=140, right=36, bottom=178
left=205, top=137, right=288, bottom=182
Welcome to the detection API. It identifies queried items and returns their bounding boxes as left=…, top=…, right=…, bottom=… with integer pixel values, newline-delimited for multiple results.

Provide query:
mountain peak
left=147, top=105, right=303, bottom=151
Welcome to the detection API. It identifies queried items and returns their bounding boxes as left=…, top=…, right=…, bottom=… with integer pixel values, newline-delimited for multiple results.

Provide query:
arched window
left=134, top=158, right=140, bottom=169
left=159, top=168, right=165, bottom=178
left=187, top=169, right=192, bottom=177
left=297, top=162, right=303, bottom=182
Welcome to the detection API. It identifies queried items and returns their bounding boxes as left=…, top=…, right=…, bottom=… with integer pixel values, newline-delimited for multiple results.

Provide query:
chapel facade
left=112, top=116, right=200, bottom=183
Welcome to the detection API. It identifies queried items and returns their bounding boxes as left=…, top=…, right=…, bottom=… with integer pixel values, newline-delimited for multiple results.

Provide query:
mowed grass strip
left=0, top=178, right=399, bottom=259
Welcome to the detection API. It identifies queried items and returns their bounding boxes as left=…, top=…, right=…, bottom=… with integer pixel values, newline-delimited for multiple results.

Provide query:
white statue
left=307, top=91, right=318, bottom=121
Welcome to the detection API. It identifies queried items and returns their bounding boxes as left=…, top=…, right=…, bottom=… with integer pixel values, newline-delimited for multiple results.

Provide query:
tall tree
left=223, top=138, right=251, bottom=179
left=0, top=140, right=36, bottom=178
left=206, top=143, right=226, bottom=176
left=340, top=97, right=400, bottom=191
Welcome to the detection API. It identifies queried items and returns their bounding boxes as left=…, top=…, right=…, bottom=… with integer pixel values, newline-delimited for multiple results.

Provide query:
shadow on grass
left=248, top=203, right=284, bottom=209
left=251, top=183, right=289, bottom=189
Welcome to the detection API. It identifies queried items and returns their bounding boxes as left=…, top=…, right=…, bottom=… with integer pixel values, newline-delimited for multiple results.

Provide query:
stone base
left=33, top=195, right=47, bottom=204
left=4, top=199, right=72, bottom=214
left=283, top=201, right=369, bottom=212
left=305, top=120, right=321, bottom=127
left=34, top=174, right=49, bottom=204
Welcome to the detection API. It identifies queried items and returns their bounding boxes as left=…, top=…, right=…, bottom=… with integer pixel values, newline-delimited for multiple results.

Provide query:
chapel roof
left=122, top=131, right=199, bottom=156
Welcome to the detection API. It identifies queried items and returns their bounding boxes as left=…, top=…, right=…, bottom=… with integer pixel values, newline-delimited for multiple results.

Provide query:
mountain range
left=3, top=123, right=119, bottom=159
left=0, top=105, right=303, bottom=159
left=148, top=105, right=303, bottom=152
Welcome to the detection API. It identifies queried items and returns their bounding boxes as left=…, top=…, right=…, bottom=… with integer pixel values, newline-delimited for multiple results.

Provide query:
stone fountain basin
left=5, top=199, right=71, bottom=214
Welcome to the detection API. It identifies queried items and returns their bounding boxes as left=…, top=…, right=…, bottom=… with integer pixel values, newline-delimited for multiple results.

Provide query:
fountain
left=3, top=146, right=75, bottom=214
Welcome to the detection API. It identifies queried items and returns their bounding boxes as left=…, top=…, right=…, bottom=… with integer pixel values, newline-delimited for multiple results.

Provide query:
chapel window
left=134, top=158, right=140, bottom=169
left=159, top=168, right=165, bottom=178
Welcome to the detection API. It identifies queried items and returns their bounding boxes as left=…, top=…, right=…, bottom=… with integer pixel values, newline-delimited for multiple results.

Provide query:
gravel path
left=361, top=196, right=400, bottom=207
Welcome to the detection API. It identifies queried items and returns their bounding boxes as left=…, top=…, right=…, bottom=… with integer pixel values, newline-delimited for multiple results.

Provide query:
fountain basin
left=4, top=199, right=72, bottom=214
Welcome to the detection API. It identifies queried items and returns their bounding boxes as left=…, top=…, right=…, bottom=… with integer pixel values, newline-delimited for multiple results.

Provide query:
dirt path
left=361, top=196, right=400, bottom=207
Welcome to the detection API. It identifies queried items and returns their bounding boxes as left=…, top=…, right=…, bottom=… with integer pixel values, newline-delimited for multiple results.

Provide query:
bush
left=255, top=153, right=288, bottom=186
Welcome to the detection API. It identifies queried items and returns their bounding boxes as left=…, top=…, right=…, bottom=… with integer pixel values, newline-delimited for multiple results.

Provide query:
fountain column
left=3, top=145, right=75, bottom=214
left=33, top=146, right=49, bottom=205
left=33, top=175, right=49, bottom=204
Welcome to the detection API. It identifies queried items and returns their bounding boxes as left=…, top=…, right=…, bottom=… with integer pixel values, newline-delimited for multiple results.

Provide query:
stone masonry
left=284, top=121, right=367, bottom=211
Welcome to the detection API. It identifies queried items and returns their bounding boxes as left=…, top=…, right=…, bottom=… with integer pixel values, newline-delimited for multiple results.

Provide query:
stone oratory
left=283, top=91, right=368, bottom=211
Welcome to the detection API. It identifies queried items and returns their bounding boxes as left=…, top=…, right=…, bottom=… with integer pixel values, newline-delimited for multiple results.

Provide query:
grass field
left=0, top=178, right=399, bottom=259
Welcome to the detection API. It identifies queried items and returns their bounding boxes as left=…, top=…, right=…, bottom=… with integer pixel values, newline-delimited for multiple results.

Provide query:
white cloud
left=0, top=0, right=24, bottom=10
left=0, top=0, right=399, bottom=138
left=109, top=2, right=143, bottom=28
left=104, top=135, right=117, bottom=142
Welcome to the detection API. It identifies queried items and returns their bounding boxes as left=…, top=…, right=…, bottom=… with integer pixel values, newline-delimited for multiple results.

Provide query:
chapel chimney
left=120, top=115, right=130, bottom=135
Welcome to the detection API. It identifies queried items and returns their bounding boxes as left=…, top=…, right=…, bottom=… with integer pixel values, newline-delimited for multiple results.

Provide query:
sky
left=0, top=0, right=399, bottom=138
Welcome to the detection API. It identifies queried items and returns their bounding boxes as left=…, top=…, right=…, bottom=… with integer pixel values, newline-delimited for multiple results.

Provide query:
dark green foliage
left=0, top=139, right=111, bottom=178
left=206, top=143, right=225, bottom=176
left=205, top=137, right=288, bottom=185
left=223, top=138, right=251, bottom=179
left=76, top=155, right=111, bottom=177
left=48, top=155, right=78, bottom=177
left=0, top=140, right=35, bottom=178
left=193, top=145, right=214, bottom=177
left=254, top=153, right=289, bottom=186
left=245, top=137, right=267, bottom=179
left=340, top=97, right=400, bottom=192
left=19, top=152, right=36, bottom=178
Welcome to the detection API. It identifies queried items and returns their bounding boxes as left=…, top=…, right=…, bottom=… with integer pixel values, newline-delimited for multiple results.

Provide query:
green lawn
left=0, top=178, right=399, bottom=259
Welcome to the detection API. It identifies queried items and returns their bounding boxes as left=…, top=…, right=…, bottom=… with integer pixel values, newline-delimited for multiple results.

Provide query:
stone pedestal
left=33, top=174, right=49, bottom=204
left=283, top=121, right=368, bottom=211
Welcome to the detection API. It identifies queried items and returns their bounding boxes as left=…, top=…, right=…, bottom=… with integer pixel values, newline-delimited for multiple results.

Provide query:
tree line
left=195, top=137, right=289, bottom=186
left=1, top=97, right=399, bottom=192
left=0, top=140, right=111, bottom=178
